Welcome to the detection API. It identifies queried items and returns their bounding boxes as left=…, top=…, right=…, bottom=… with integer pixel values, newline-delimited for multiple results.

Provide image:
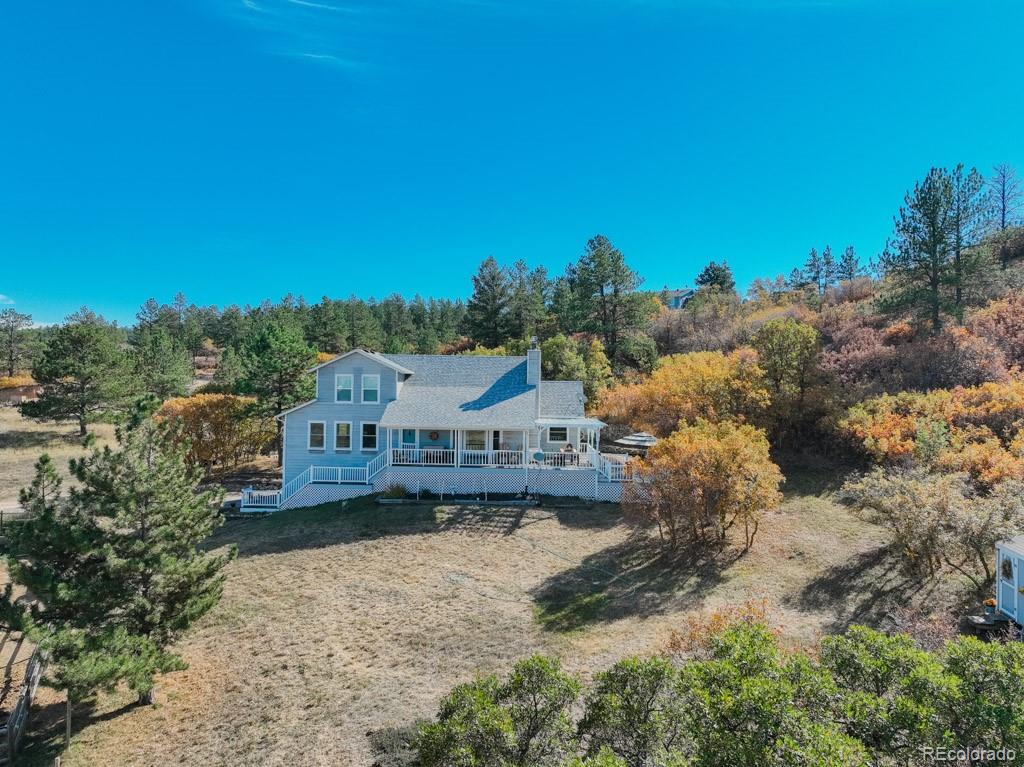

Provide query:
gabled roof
left=281, top=351, right=594, bottom=429
left=379, top=355, right=536, bottom=429
left=308, top=348, right=415, bottom=376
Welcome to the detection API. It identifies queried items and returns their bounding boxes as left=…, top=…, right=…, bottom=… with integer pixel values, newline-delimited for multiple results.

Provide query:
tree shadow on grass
left=222, top=500, right=624, bottom=558
left=785, top=542, right=942, bottom=632
left=0, top=428, right=81, bottom=451
left=531, top=532, right=743, bottom=633
left=15, top=696, right=143, bottom=767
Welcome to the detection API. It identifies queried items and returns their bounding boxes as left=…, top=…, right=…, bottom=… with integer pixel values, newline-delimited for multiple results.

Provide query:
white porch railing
left=459, top=449, right=524, bottom=467
left=531, top=451, right=595, bottom=469
left=391, top=448, right=456, bottom=466
left=367, top=450, right=388, bottom=479
left=311, top=465, right=368, bottom=484
left=240, top=488, right=283, bottom=508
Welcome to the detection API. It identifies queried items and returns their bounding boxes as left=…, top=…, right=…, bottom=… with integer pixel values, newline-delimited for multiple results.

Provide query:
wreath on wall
left=428, top=431, right=439, bottom=441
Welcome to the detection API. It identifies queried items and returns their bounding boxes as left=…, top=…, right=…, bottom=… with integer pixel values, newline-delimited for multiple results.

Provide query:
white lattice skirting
left=277, top=466, right=623, bottom=510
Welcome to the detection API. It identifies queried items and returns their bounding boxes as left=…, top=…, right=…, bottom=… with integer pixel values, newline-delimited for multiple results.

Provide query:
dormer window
left=361, top=374, right=380, bottom=404
left=335, top=374, right=353, bottom=403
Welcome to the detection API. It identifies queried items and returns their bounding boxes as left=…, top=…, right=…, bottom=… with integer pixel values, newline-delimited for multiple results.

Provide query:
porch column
left=523, top=429, right=529, bottom=466
left=455, top=430, right=461, bottom=467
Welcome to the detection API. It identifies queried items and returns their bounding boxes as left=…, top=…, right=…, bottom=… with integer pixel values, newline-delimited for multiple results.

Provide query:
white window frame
left=360, top=374, right=380, bottom=404
left=548, top=426, right=568, bottom=443
left=333, top=421, right=352, bottom=452
left=335, top=374, right=354, bottom=403
left=361, top=422, right=378, bottom=451
left=464, top=430, right=487, bottom=451
left=308, top=420, right=326, bottom=450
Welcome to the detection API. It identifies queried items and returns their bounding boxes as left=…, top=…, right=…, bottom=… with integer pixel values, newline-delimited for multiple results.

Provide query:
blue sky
left=2, top=1, right=1022, bottom=326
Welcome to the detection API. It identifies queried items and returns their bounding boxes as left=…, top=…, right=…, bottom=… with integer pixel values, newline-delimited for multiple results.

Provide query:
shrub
left=380, top=484, right=412, bottom=500
left=419, top=625, right=1024, bottom=766
left=596, top=350, right=770, bottom=437
left=622, top=420, right=783, bottom=551
left=416, top=655, right=580, bottom=767
left=155, top=394, right=275, bottom=472
left=0, top=374, right=35, bottom=390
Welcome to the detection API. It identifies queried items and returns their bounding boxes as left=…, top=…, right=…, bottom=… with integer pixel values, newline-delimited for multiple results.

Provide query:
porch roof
left=535, top=416, right=606, bottom=430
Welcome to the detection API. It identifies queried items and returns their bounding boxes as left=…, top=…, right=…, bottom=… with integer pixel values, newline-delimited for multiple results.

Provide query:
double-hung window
left=548, top=427, right=568, bottom=442
left=361, top=422, right=378, bottom=451
left=308, top=421, right=326, bottom=450
left=361, top=374, right=380, bottom=403
left=334, top=422, right=352, bottom=451
left=465, top=430, right=487, bottom=451
left=335, top=374, right=353, bottom=403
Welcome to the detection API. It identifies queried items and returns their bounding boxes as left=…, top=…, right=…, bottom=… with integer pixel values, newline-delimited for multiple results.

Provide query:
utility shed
left=996, top=536, right=1024, bottom=624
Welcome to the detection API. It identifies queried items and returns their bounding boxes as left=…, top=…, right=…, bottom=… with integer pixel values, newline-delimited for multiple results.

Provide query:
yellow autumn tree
left=155, top=394, right=275, bottom=472
left=596, top=349, right=771, bottom=436
left=622, top=420, right=783, bottom=552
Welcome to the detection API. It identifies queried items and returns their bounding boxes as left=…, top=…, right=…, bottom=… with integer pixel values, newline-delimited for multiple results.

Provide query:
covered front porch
left=382, top=423, right=603, bottom=469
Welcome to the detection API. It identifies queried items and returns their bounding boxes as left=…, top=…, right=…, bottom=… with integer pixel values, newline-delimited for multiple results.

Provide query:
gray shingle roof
left=538, top=381, right=586, bottom=418
left=379, top=355, right=538, bottom=429
left=376, top=354, right=588, bottom=429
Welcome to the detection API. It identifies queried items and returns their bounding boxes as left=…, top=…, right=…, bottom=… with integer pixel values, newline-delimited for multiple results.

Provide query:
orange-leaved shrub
left=156, top=393, right=275, bottom=472
left=596, top=349, right=770, bottom=437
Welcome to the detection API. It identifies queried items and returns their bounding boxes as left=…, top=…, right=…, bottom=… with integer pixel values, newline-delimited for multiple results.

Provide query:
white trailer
left=996, top=536, right=1024, bottom=625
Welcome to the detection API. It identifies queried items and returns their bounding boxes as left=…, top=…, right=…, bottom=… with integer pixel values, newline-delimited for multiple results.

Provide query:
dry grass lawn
left=17, top=462, right=968, bottom=767
left=0, top=407, right=117, bottom=502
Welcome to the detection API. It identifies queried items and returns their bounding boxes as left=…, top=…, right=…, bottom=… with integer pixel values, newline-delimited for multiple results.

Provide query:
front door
left=999, top=552, right=1018, bottom=621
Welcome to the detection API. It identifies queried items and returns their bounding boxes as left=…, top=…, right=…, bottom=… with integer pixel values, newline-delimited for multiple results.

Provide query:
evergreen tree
left=0, top=307, right=33, bottom=377
left=209, top=347, right=245, bottom=392
left=507, top=260, right=549, bottom=341
left=803, top=248, right=823, bottom=296
left=879, top=167, right=955, bottom=331
left=837, top=245, right=861, bottom=281
left=574, top=236, right=649, bottom=366
left=347, top=299, right=386, bottom=350
left=238, top=319, right=316, bottom=464
left=377, top=294, right=416, bottom=353
left=821, top=244, right=837, bottom=291
left=694, top=260, right=736, bottom=293
left=21, top=309, right=139, bottom=435
left=305, top=298, right=350, bottom=354
left=2, top=423, right=234, bottom=705
left=466, top=256, right=511, bottom=348
left=987, top=162, right=1022, bottom=232
left=133, top=327, right=193, bottom=400
left=948, top=164, right=992, bottom=320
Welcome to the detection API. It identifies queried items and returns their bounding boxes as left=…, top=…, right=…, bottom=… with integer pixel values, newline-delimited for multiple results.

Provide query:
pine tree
left=987, top=163, right=1022, bottom=232
left=466, top=256, right=511, bottom=348
left=0, top=308, right=33, bottom=377
left=948, top=164, right=992, bottom=320
left=347, top=299, right=386, bottom=351
left=879, top=167, right=955, bottom=332
left=694, top=261, right=736, bottom=293
left=821, top=245, right=837, bottom=292
left=2, top=423, right=235, bottom=705
left=21, top=309, right=140, bottom=435
left=305, top=298, right=350, bottom=354
left=506, top=260, right=549, bottom=342
left=837, top=245, right=860, bottom=281
left=238, top=319, right=316, bottom=464
left=210, top=347, right=245, bottom=392
left=133, top=327, right=193, bottom=400
left=803, top=248, right=823, bottom=296
left=574, top=235, right=648, bottom=366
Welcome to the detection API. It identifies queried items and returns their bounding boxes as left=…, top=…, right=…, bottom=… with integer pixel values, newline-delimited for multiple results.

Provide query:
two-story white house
left=240, top=348, right=630, bottom=510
